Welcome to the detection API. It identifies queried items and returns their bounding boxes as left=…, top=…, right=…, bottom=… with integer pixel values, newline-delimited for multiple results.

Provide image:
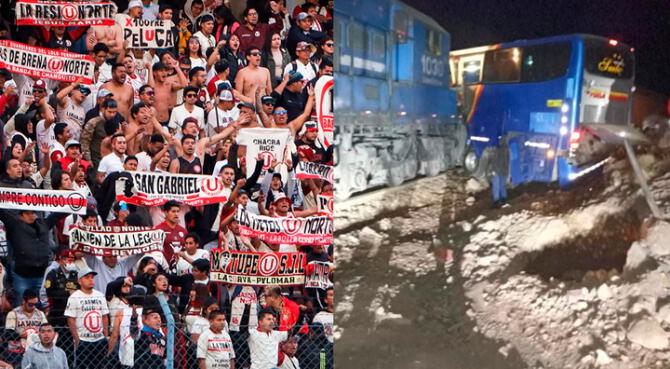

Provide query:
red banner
left=210, top=249, right=306, bottom=286
left=305, top=261, right=333, bottom=289
left=236, top=207, right=333, bottom=246
left=16, top=0, right=117, bottom=26
left=0, top=40, right=95, bottom=84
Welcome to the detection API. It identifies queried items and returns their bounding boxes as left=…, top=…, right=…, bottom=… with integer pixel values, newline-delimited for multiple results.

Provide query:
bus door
left=455, top=54, right=485, bottom=120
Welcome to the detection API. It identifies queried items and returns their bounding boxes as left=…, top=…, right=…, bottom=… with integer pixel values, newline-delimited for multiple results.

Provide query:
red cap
left=33, top=80, right=46, bottom=90
left=58, top=249, right=74, bottom=259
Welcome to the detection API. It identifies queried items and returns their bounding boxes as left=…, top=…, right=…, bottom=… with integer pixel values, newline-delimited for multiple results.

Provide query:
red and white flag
left=16, top=0, right=117, bottom=26
left=117, top=171, right=228, bottom=207
left=0, top=40, right=95, bottom=83
left=235, top=207, right=333, bottom=246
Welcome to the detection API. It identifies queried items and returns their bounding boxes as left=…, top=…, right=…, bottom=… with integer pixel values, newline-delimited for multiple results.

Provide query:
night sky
left=412, top=0, right=670, bottom=95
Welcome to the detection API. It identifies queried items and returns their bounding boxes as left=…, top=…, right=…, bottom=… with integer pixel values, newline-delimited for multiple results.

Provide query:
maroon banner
left=210, top=249, right=306, bottom=286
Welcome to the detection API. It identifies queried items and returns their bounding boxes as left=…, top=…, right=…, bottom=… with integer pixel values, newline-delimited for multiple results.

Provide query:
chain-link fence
left=0, top=323, right=332, bottom=369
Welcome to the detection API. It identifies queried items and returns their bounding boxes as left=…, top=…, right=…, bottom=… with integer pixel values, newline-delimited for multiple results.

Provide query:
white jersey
left=57, top=97, right=86, bottom=140
left=119, top=307, right=143, bottom=367
left=98, top=153, right=127, bottom=178
left=175, top=249, right=210, bottom=275
left=64, top=289, right=109, bottom=342
left=312, top=311, right=333, bottom=343
left=248, top=329, right=287, bottom=369
left=125, top=73, right=146, bottom=104
left=283, top=60, right=317, bottom=83
left=5, top=307, right=47, bottom=337
left=206, top=106, right=239, bottom=138
left=168, top=104, right=206, bottom=137
left=197, top=328, right=236, bottom=369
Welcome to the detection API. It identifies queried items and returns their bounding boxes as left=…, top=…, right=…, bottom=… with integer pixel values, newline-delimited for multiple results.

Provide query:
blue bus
left=450, top=35, right=636, bottom=187
left=334, top=0, right=466, bottom=199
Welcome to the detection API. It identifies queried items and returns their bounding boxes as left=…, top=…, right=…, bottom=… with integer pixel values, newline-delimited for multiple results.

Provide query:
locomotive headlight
left=560, top=126, right=569, bottom=135
left=561, top=104, right=569, bottom=113
left=561, top=116, right=568, bottom=124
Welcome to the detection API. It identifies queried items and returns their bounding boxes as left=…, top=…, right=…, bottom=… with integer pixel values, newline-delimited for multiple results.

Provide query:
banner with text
left=16, top=0, right=117, bottom=26
left=236, top=207, right=332, bottom=245
left=295, top=161, right=334, bottom=183
left=210, top=249, right=306, bottom=286
left=316, top=193, right=333, bottom=217
left=0, top=187, right=86, bottom=214
left=236, top=128, right=290, bottom=181
left=0, top=40, right=95, bottom=83
left=305, top=261, right=333, bottom=289
left=69, top=225, right=165, bottom=257
left=117, top=171, right=228, bottom=206
left=121, top=17, right=176, bottom=49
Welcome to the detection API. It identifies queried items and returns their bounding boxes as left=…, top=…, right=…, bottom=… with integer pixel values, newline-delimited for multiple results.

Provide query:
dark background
left=413, top=0, right=670, bottom=94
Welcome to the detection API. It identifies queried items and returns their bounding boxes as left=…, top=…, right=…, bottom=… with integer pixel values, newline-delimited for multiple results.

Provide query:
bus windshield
left=584, top=39, right=634, bottom=79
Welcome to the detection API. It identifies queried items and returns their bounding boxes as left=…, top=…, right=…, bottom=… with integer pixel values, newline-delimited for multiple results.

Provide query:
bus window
left=463, top=60, right=482, bottom=84
left=348, top=23, right=366, bottom=51
left=426, top=29, right=442, bottom=56
left=393, top=11, right=409, bottom=44
left=584, top=39, right=633, bottom=79
left=372, top=33, right=385, bottom=57
left=334, top=20, right=342, bottom=72
left=520, top=42, right=572, bottom=82
left=483, top=48, right=521, bottom=83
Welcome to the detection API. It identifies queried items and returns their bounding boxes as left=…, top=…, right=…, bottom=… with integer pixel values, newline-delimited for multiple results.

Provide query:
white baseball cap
left=128, top=0, right=142, bottom=9
left=218, top=89, right=234, bottom=102
left=3, top=80, right=16, bottom=90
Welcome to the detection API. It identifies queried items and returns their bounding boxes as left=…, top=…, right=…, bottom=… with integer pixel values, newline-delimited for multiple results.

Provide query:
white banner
left=117, top=171, right=228, bottom=206
left=0, top=187, right=86, bottom=214
left=0, top=40, right=95, bottom=84
left=16, top=0, right=117, bottom=26
left=305, top=261, right=333, bottom=289
left=120, top=17, right=176, bottom=49
left=70, top=225, right=165, bottom=257
left=295, top=161, right=334, bottom=183
left=236, top=128, right=291, bottom=180
left=236, top=207, right=333, bottom=245
left=316, top=193, right=333, bottom=217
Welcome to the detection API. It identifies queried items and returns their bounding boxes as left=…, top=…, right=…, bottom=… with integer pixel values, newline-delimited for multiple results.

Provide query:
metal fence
left=0, top=323, right=333, bottom=369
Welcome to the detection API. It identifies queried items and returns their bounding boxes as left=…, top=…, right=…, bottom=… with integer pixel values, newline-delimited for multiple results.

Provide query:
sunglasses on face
left=274, top=109, right=287, bottom=115
left=79, top=89, right=91, bottom=96
left=32, top=89, right=45, bottom=94
left=26, top=302, right=39, bottom=307
left=143, top=91, right=155, bottom=96
left=248, top=52, right=262, bottom=56
left=185, top=94, right=197, bottom=98
left=325, top=43, right=334, bottom=47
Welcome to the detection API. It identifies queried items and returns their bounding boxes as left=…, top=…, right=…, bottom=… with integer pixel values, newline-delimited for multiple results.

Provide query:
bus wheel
left=464, top=148, right=479, bottom=173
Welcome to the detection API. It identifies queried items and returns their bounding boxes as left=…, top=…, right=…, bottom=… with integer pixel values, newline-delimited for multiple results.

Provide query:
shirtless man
left=235, top=46, right=272, bottom=103
left=101, top=63, right=135, bottom=119
left=149, top=61, right=188, bottom=124
left=86, top=20, right=124, bottom=56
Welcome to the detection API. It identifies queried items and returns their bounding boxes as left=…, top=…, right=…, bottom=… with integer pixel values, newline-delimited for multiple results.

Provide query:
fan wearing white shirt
left=97, top=133, right=127, bottom=183
left=169, top=86, right=206, bottom=139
